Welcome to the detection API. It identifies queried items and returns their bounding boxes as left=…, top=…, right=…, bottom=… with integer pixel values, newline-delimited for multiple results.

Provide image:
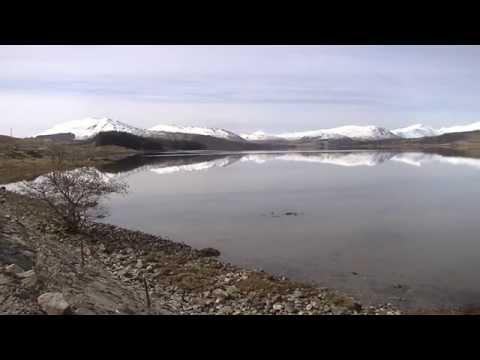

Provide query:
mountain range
left=35, top=117, right=480, bottom=143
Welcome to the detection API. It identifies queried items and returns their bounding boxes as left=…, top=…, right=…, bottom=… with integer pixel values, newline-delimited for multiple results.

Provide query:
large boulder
left=37, top=292, right=71, bottom=315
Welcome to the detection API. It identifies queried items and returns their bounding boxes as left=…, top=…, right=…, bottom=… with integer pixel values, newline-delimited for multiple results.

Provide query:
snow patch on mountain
left=393, top=121, right=480, bottom=138
left=149, top=124, right=244, bottom=141
left=392, top=124, right=438, bottom=139
left=281, top=125, right=397, bottom=141
left=438, top=121, right=480, bottom=135
left=242, top=125, right=397, bottom=141
left=36, top=117, right=149, bottom=140
left=240, top=131, right=282, bottom=141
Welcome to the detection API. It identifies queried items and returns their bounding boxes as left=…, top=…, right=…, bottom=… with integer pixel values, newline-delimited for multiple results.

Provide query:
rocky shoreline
left=0, top=188, right=400, bottom=315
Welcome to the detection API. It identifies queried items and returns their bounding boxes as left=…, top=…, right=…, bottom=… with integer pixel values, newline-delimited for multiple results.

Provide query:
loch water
left=99, top=151, right=480, bottom=311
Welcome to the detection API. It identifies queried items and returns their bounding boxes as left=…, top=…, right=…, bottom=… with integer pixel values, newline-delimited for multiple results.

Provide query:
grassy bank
left=0, top=136, right=137, bottom=184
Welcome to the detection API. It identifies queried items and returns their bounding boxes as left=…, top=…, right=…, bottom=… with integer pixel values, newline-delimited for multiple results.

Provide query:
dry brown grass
left=0, top=137, right=137, bottom=184
left=236, top=272, right=308, bottom=295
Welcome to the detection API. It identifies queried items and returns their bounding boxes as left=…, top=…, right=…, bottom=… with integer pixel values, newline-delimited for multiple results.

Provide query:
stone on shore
left=37, top=292, right=71, bottom=315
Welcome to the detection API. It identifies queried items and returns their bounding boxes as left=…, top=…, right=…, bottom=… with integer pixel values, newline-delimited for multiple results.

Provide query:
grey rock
left=117, top=267, right=131, bottom=277
left=212, top=288, right=229, bottom=298
left=220, top=306, right=233, bottom=315
left=5, top=264, right=24, bottom=275
left=74, top=307, right=96, bottom=315
left=0, top=274, right=12, bottom=285
left=292, top=289, right=303, bottom=298
left=272, top=303, right=283, bottom=311
left=21, top=274, right=38, bottom=289
left=37, top=292, right=71, bottom=315
left=225, top=285, right=239, bottom=297
left=17, top=270, right=35, bottom=279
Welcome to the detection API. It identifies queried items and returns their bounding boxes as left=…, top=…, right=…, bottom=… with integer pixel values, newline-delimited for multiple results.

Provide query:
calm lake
left=99, top=150, right=480, bottom=311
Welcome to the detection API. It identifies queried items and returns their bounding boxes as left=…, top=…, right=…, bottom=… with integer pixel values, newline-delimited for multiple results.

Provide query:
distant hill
left=88, top=131, right=279, bottom=151
left=88, top=131, right=205, bottom=151
left=324, top=130, right=480, bottom=157
left=36, top=133, right=75, bottom=142
left=153, top=132, right=274, bottom=151
left=35, top=117, right=274, bottom=151
left=0, top=135, right=17, bottom=143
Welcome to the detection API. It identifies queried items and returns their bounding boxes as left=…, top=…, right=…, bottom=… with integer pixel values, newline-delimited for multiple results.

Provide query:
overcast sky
left=1, top=45, right=480, bottom=137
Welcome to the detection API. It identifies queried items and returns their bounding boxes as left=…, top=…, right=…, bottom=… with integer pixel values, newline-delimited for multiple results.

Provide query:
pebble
left=272, top=303, right=283, bottom=311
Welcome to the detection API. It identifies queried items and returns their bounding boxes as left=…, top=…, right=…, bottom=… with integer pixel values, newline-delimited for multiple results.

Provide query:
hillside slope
left=332, top=130, right=480, bottom=157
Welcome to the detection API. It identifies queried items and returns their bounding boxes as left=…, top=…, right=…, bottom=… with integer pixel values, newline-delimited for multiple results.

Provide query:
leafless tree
left=19, top=165, right=128, bottom=267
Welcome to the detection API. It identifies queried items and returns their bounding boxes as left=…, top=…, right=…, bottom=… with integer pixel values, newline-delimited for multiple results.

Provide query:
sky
left=1, top=45, right=480, bottom=137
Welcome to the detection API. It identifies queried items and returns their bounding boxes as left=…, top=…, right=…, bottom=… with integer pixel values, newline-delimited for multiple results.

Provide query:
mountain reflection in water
left=99, top=151, right=480, bottom=178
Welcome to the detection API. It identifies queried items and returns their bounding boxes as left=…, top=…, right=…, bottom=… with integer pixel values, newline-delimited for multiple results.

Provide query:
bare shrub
left=19, top=164, right=128, bottom=268
left=20, top=167, right=127, bottom=233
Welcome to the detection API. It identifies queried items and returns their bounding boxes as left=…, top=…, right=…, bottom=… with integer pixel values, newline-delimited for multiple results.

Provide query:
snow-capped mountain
left=36, top=118, right=246, bottom=142
left=392, top=124, right=438, bottom=139
left=392, top=121, right=480, bottom=139
left=282, top=125, right=397, bottom=140
left=36, top=117, right=480, bottom=144
left=36, top=117, right=150, bottom=140
left=438, top=121, right=480, bottom=136
left=242, top=125, right=397, bottom=141
left=149, top=124, right=244, bottom=141
left=240, top=131, right=282, bottom=141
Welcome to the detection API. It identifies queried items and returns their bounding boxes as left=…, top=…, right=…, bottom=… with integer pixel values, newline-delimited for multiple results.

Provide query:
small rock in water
left=75, top=307, right=96, bottom=315
left=198, top=248, right=221, bottom=257
left=37, top=292, right=71, bottom=315
left=5, top=264, right=24, bottom=275
left=17, top=270, right=35, bottom=279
